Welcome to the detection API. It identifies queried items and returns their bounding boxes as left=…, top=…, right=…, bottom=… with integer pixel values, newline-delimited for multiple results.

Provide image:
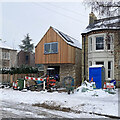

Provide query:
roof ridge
left=51, top=26, right=81, bottom=49
left=51, top=26, right=79, bottom=41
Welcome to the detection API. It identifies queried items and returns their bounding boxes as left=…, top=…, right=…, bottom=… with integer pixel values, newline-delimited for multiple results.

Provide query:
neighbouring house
left=35, top=26, right=82, bottom=86
left=0, top=40, right=17, bottom=69
left=17, top=50, right=35, bottom=67
left=81, top=12, right=120, bottom=86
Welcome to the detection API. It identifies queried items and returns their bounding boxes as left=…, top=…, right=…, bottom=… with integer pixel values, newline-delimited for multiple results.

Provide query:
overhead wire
left=32, top=2, right=88, bottom=24
left=43, top=2, right=88, bottom=17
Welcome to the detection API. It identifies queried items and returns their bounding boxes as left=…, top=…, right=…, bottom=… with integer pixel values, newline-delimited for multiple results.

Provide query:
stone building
left=81, top=12, right=120, bottom=86
left=35, top=26, right=82, bottom=86
left=17, top=50, right=35, bottom=67
left=0, top=40, right=17, bottom=69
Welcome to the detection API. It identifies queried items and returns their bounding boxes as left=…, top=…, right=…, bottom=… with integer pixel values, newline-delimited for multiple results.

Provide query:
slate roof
left=52, top=27, right=81, bottom=49
left=82, top=15, right=120, bottom=34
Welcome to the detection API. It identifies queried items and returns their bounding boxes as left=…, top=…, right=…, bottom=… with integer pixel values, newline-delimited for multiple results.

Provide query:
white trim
left=89, top=65, right=104, bottom=68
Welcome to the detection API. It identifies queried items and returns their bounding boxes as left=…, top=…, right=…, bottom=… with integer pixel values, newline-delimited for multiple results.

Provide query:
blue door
left=89, top=67, right=102, bottom=89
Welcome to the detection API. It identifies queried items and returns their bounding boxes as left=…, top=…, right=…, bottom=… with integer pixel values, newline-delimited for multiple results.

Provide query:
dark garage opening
left=47, top=66, right=60, bottom=82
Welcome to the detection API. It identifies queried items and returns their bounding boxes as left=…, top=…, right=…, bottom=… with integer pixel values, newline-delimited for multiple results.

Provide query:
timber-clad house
left=81, top=12, right=120, bottom=86
left=35, top=26, right=82, bottom=86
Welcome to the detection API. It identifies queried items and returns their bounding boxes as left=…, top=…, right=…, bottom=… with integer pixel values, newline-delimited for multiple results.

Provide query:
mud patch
left=32, top=102, right=120, bottom=119
left=32, top=103, right=72, bottom=113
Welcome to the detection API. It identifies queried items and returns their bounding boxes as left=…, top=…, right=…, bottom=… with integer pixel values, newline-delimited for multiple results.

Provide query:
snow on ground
left=0, top=88, right=119, bottom=118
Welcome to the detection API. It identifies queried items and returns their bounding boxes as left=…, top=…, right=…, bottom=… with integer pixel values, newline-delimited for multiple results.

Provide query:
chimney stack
left=89, top=12, right=97, bottom=25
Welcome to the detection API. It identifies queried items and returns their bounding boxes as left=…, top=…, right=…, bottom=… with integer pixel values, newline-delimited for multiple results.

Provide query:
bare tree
left=83, top=0, right=120, bottom=81
left=83, top=0, right=120, bottom=17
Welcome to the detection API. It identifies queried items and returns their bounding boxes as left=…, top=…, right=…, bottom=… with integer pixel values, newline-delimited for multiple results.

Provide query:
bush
left=0, top=65, right=39, bottom=74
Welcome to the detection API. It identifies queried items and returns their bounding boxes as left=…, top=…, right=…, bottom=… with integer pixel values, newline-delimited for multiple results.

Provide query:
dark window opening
left=26, top=55, right=29, bottom=64
left=108, top=71, right=111, bottom=78
left=108, top=61, right=112, bottom=78
left=107, top=43, right=110, bottom=50
left=96, top=61, right=104, bottom=65
left=96, top=37, right=104, bottom=50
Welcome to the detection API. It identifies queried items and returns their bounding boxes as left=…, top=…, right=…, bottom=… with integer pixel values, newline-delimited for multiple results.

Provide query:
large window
left=44, top=42, right=58, bottom=54
left=96, top=37, right=104, bottom=50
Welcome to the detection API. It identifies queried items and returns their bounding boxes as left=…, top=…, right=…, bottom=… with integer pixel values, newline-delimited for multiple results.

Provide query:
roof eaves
left=52, top=27, right=81, bottom=49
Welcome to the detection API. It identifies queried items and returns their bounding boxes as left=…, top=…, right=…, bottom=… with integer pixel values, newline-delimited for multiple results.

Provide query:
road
left=0, top=100, right=104, bottom=118
left=1, top=100, right=64, bottom=118
left=0, top=88, right=120, bottom=118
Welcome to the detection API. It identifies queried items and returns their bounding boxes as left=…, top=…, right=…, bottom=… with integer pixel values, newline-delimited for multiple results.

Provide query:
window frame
left=106, top=35, right=113, bottom=50
left=95, top=36, right=104, bottom=51
left=44, top=42, right=58, bottom=54
left=89, top=37, right=92, bottom=52
left=108, top=61, right=112, bottom=79
left=89, top=61, right=92, bottom=66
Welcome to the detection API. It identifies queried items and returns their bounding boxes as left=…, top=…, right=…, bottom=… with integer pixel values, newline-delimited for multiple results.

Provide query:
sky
left=1, top=1, right=91, bottom=51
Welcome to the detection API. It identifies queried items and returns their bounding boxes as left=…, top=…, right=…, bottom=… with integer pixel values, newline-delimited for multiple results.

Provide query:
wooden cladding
left=35, top=27, right=75, bottom=64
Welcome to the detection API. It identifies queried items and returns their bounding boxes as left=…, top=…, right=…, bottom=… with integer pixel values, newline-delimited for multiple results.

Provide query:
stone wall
left=114, top=30, right=120, bottom=86
left=43, top=48, right=82, bottom=87
left=82, top=30, right=120, bottom=86
left=44, top=64, right=76, bottom=84
left=82, top=35, right=88, bottom=81
left=60, top=64, right=76, bottom=84
left=74, top=48, right=82, bottom=86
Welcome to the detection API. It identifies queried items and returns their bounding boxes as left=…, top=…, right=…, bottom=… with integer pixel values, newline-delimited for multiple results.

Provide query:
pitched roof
left=82, top=15, right=120, bottom=34
left=0, top=40, right=16, bottom=50
left=52, top=27, right=81, bottom=49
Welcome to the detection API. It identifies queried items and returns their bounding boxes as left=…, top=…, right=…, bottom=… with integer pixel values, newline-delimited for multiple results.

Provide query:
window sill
left=44, top=52, right=58, bottom=55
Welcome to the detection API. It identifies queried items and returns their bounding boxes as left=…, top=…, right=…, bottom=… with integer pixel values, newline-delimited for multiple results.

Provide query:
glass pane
left=96, top=37, right=104, bottom=50
left=107, top=43, right=110, bottom=50
left=44, top=44, right=50, bottom=54
left=108, top=70, right=111, bottom=78
left=108, top=61, right=111, bottom=69
left=89, top=61, right=92, bottom=66
left=51, top=43, right=58, bottom=53
left=90, top=38, right=92, bottom=51
left=96, top=62, right=104, bottom=65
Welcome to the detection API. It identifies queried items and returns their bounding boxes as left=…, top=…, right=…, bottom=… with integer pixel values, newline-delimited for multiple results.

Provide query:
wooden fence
left=0, top=72, right=44, bottom=84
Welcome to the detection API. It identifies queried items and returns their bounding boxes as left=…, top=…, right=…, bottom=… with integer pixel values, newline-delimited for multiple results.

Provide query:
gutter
left=84, top=35, right=86, bottom=81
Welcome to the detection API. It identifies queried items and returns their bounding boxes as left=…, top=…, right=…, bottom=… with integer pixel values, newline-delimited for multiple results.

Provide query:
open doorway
left=47, top=66, right=60, bottom=82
